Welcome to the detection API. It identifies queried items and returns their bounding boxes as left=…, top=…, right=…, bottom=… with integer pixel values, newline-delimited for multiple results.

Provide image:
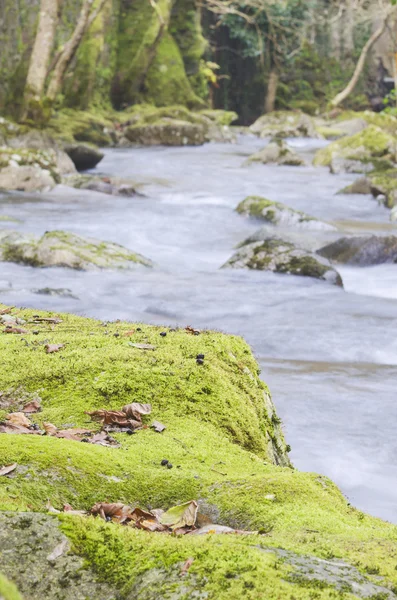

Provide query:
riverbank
left=1, top=304, right=397, bottom=599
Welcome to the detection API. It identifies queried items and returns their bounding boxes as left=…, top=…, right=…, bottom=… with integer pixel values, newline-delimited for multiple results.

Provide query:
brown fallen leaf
left=4, top=326, right=28, bottom=334
left=160, top=500, right=198, bottom=530
left=0, top=463, right=17, bottom=476
left=91, top=502, right=133, bottom=524
left=6, top=412, right=31, bottom=428
left=89, top=431, right=120, bottom=447
left=0, top=423, right=39, bottom=435
left=43, top=422, right=58, bottom=435
left=45, top=344, right=64, bottom=354
left=122, top=403, right=152, bottom=420
left=86, top=409, right=141, bottom=429
left=128, top=343, right=156, bottom=351
left=0, top=307, right=14, bottom=315
left=123, top=330, right=135, bottom=336
left=151, top=420, right=166, bottom=433
left=55, top=428, right=92, bottom=440
left=181, top=557, right=194, bottom=575
left=185, top=326, right=200, bottom=335
left=22, top=400, right=41, bottom=414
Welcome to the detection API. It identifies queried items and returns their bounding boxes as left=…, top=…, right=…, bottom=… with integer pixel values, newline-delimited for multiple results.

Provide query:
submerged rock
left=223, top=236, right=343, bottom=286
left=236, top=196, right=335, bottom=230
left=245, top=139, right=306, bottom=167
left=250, top=111, right=320, bottom=139
left=313, top=126, right=396, bottom=173
left=0, top=230, right=153, bottom=270
left=317, top=235, right=397, bottom=266
left=64, top=174, right=142, bottom=197
left=64, top=144, right=104, bottom=171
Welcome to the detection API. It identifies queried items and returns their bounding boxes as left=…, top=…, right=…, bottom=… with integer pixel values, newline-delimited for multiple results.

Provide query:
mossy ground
left=0, top=573, right=22, bottom=600
left=1, top=305, right=397, bottom=598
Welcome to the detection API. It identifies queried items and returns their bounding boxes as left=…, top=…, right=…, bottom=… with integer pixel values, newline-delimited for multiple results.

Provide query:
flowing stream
left=1, top=135, right=397, bottom=522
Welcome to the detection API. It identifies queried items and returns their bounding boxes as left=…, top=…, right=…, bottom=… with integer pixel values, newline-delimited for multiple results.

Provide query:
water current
left=1, top=135, right=397, bottom=522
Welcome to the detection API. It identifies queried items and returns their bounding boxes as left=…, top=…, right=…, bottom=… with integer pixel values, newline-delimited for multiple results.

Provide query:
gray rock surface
left=245, top=140, right=306, bottom=166
left=318, top=235, right=397, bottom=266
left=250, top=112, right=320, bottom=139
left=0, top=165, right=56, bottom=192
left=0, top=230, right=153, bottom=270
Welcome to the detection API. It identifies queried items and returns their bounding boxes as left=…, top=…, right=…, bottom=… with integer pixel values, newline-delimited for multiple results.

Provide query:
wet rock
left=313, top=126, right=397, bottom=172
left=317, top=235, right=397, bottom=266
left=0, top=512, right=118, bottom=600
left=0, top=229, right=153, bottom=270
left=250, top=111, right=320, bottom=139
left=126, top=119, right=208, bottom=147
left=318, top=117, right=368, bottom=140
left=32, top=287, right=78, bottom=299
left=223, top=236, right=343, bottom=286
left=64, top=144, right=104, bottom=171
left=368, top=170, right=397, bottom=208
left=236, top=196, right=336, bottom=230
left=245, top=140, right=306, bottom=167
left=6, top=130, right=77, bottom=175
left=337, top=177, right=372, bottom=195
left=64, top=174, right=141, bottom=197
left=0, top=148, right=60, bottom=192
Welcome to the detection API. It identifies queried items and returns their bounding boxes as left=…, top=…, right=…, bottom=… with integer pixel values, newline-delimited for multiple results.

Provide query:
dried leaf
left=91, top=502, right=133, bottom=523
left=4, top=326, right=28, bottom=334
left=0, top=463, right=17, bottom=476
left=122, top=403, right=152, bottom=420
left=0, top=423, right=38, bottom=435
left=22, top=400, right=41, bottom=414
left=123, top=330, right=135, bottom=336
left=151, top=420, right=166, bottom=433
left=55, top=428, right=92, bottom=440
left=86, top=409, right=141, bottom=429
left=45, top=344, right=64, bottom=354
left=43, top=422, right=58, bottom=435
left=160, top=500, right=198, bottom=530
left=90, top=432, right=120, bottom=447
left=181, top=558, right=194, bottom=575
left=6, top=412, right=31, bottom=428
left=185, top=326, right=200, bottom=335
left=0, top=307, right=14, bottom=315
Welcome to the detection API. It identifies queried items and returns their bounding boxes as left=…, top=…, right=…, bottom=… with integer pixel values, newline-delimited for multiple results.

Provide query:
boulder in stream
left=0, top=230, right=153, bottom=270
left=249, top=111, right=320, bottom=139
left=64, top=144, right=104, bottom=171
left=223, top=236, right=343, bottom=286
left=0, top=148, right=60, bottom=192
left=245, top=139, right=306, bottom=167
left=313, top=126, right=397, bottom=173
left=236, top=196, right=336, bottom=230
left=64, top=174, right=142, bottom=197
left=317, top=235, right=397, bottom=266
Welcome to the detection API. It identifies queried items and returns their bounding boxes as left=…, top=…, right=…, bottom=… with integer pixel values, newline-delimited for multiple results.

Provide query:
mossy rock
left=245, top=140, right=306, bottom=167
left=0, top=148, right=60, bottom=192
left=223, top=237, right=343, bottom=286
left=0, top=573, right=23, bottom=600
left=2, top=306, right=397, bottom=597
left=337, top=178, right=372, bottom=196
left=46, top=110, right=116, bottom=147
left=313, top=126, right=397, bottom=170
left=0, top=230, right=153, bottom=270
left=236, top=196, right=335, bottom=231
left=250, top=111, right=320, bottom=139
left=368, top=170, right=397, bottom=208
left=199, top=109, right=238, bottom=126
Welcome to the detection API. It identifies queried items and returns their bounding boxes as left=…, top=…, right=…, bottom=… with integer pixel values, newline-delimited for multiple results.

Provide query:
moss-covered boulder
left=250, top=111, right=320, bottom=139
left=0, top=572, right=22, bottom=600
left=317, top=235, right=397, bottom=266
left=124, top=105, right=235, bottom=146
left=245, top=140, right=306, bottom=167
left=223, top=237, right=343, bottom=286
left=368, top=170, right=397, bottom=208
left=3, top=306, right=397, bottom=598
left=337, top=177, right=372, bottom=196
left=236, top=196, right=336, bottom=231
left=0, top=148, right=61, bottom=192
left=313, top=126, right=397, bottom=173
left=0, top=230, right=153, bottom=270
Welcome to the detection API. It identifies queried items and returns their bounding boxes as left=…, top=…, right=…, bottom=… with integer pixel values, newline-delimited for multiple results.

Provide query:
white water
left=1, top=135, right=397, bottom=521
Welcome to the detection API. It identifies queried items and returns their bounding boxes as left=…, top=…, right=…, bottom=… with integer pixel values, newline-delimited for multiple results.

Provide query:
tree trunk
left=24, top=0, right=59, bottom=110
left=264, top=69, right=279, bottom=114
left=343, top=0, right=354, bottom=62
left=46, top=0, right=107, bottom=101
left=331, top=7, right=396, bottom=108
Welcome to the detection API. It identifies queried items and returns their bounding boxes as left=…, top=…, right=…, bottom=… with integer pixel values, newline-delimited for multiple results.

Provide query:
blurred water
left=1, top=135, right=397, bottom=521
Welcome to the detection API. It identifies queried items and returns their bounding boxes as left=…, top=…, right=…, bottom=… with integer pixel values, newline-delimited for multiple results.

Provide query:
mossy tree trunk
left=264, top=69, right=279, bottom=114
left=47, top=0, right=108, bottom=101
left=23, top=0, right=60, bottom=121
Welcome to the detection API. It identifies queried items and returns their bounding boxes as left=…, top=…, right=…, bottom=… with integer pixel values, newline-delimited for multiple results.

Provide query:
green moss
left=45, top=109, right=116, bottom=146
left=0, top=573, right=23, bottom=600
left=200, top=109, right=238, bottom=126
left=313, top=126, right=396, bottom=167
left=369, top=170, right=397, bottom=208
